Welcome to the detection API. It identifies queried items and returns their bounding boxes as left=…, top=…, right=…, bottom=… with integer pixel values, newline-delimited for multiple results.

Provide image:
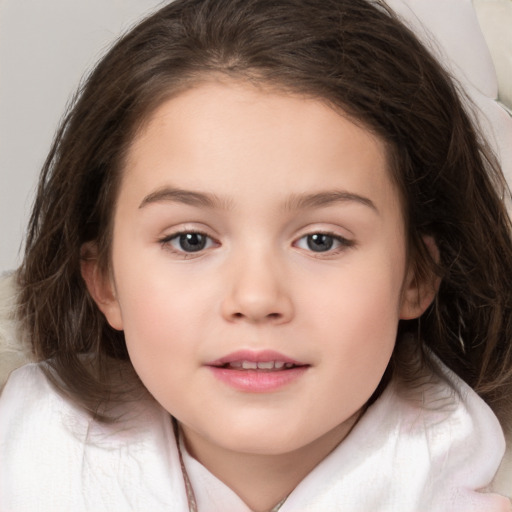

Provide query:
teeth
left=228, top=361, right=294, bottom=370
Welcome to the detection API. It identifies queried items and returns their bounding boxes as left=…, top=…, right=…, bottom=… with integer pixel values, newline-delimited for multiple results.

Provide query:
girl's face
left=87, top=81, right=432, bottom=462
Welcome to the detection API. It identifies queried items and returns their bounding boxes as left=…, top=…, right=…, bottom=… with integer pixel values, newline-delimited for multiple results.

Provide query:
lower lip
left=207, top=366, right=309, bottom=392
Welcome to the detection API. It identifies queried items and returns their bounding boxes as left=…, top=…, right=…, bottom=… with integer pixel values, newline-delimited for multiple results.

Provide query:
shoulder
left=390, top=358, right=511, bottom=507
left=0, top=362, right=66, bottom=432
left=0, top=363, right=86, bottom=509
left=282, top=357, right=511, bottom=511
left=0, top=363, right=188, bottom=511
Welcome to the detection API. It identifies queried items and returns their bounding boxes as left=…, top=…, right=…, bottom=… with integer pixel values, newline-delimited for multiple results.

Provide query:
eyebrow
left=139, top=187, right=232, bottom=210
left=139, top=186, right=377, bottom=214
left=283, top=191, right=378, bottom=213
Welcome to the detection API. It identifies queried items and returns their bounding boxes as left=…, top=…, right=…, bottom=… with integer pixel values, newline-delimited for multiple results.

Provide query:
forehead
left=120, top=80, right=398, bottom=216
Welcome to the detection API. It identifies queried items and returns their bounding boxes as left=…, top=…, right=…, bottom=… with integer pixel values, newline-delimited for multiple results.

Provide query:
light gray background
left=0, top=1, right=508, bottom=273
left=0, top=0, right=163, bottom=272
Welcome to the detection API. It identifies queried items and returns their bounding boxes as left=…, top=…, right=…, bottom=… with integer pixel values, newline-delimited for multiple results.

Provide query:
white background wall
left=0, top=0, right=163, bottom=272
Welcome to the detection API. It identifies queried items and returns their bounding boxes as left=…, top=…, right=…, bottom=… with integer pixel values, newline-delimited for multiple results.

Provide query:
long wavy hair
left=18, top=0, right=512, bottom=426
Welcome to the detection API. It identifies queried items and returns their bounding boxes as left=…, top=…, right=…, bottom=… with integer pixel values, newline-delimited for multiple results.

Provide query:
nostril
left=231, top=311, right=281, bottom=320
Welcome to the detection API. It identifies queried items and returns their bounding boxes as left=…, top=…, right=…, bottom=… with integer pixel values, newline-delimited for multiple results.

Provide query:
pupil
left=307, top=234, right=333, bottom=252
left=180, top=233, right=206, bottom=252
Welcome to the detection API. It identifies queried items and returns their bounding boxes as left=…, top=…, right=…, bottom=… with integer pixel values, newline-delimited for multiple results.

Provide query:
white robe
left=0, top=361, right=509, bottom=511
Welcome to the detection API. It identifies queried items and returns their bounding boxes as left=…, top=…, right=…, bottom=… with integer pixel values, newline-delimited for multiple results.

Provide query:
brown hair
left=18, top=0, right=512, bottom=426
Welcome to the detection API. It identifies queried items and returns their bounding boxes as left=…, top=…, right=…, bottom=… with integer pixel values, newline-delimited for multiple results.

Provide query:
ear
left=399, top=236, right=440, bottom=320
left=80, top=243, right=124, bottom=331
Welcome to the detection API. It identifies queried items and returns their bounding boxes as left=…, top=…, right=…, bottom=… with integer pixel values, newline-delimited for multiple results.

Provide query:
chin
left=215, top=421, right=331, bottom=456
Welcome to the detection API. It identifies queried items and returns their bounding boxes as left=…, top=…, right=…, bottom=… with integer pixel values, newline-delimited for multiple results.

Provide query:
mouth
left=206, top=350, right=308, bottom=371
left=206, top=350, right=309, bottom=392
left=214, top=360, right=302, bottom=371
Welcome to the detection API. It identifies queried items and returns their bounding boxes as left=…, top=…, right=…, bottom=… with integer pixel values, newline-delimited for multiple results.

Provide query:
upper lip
left=206, top=350, right=307, bottom=367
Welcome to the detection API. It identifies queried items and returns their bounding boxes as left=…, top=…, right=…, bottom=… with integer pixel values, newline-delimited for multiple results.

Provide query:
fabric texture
left=0, top=273, right=34, bottom=390
left=1, top=360, right=509, bottom=512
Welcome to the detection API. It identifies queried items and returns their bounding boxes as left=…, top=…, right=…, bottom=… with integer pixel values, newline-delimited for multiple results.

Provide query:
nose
left=220, top=250, right=294, bottom=325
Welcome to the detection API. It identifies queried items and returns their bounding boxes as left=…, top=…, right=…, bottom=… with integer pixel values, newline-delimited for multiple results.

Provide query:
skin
left=83, top=81, right=435, bottom=511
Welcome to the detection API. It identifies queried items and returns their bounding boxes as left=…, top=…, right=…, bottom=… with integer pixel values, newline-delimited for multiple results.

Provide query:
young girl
left=1, top=0, right=512, bottom=510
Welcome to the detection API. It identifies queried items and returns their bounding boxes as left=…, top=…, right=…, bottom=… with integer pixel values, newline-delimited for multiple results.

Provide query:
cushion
left=0, top=273, right=33, bottom=389
left=474, top=0, right=512, bottom=109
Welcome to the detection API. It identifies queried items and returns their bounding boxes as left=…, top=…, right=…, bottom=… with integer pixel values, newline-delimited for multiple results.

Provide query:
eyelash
left=159, top=230, right=218, bottom=257
left=158, top=230, right=355, bottom=257
left=294, top=232, right=355, bottom=256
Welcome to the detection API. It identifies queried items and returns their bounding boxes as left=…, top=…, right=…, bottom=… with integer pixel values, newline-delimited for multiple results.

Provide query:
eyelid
left=158, top=227, right=220, bottom=256
left=157, top=221, right=218, bottom=242
left=292, top=228, right=356, bottom=256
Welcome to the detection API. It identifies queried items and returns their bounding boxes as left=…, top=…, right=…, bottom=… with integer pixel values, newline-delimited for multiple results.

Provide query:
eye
left=295, top=233, right=353, bottom=253
left=162, top=232, right=216, bottom=253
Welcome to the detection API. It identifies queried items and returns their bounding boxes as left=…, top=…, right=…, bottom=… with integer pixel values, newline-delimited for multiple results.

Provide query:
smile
left=220, top=361, right=298, bottom=371
left=206, top=350, right=309, bottom=392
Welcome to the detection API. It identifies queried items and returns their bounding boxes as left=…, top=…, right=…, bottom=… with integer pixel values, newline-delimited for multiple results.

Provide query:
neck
left=180, top=413, right=360, bottom=512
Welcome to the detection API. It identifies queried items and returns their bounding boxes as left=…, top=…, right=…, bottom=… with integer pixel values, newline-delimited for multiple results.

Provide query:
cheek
left=111, top=260, right=204, bottom=378
left=305, top=252, right=405, bottom=374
